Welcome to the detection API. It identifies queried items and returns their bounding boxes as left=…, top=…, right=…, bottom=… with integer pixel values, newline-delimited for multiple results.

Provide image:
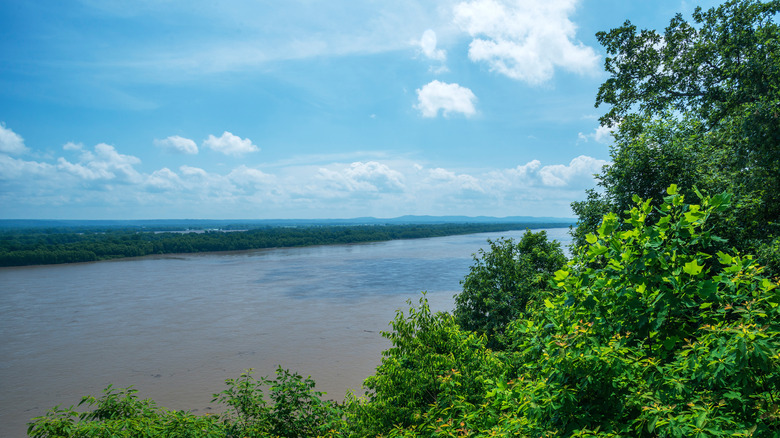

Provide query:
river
left=0, top=227, right=571, bottom=437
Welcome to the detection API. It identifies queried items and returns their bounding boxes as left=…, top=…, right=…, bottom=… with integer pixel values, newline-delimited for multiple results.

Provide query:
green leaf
left=683, top=260, right=703, bottom=276
left=667, top=184, right=678, bottom=195
left=590, top=244, right=609, bottom=256
left=553, top=270, right=570, bottom=281
left=716, top=251, right=732, bottom=265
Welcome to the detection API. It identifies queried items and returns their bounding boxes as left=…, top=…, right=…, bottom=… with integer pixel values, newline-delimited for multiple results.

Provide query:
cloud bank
left=0, top=132, right=607, bottom=218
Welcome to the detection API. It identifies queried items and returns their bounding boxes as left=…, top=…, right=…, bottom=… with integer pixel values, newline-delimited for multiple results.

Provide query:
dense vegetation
left=571, top=0, right=780, bottom=276
left=26, top=1, right=780, bottom=436
left=0, top=222, right=568, bottom=267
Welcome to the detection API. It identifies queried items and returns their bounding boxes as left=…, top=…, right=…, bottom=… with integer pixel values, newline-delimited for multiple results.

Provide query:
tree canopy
left=574, top=0, right=780, bottom=275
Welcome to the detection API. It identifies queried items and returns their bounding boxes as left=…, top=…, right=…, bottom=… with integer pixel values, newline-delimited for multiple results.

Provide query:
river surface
left=0, top=227, right=571, bottom=437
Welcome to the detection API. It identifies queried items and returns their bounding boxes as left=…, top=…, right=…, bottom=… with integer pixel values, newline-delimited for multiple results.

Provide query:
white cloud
left=179, top=165, right=208, bottom=178
left=146, top=167, right=182, bottom=191
left=154, top=135, right=198, bottom=154
left=0, top=154, right=55, bottom=179
left=415, top=80, right=477, bottom=118
left=426, top=167, right=484, bottom=192
left=0, top=123, right=29, bottom=155
left=203, top=131, right=259, bottom=156
left=453, top=0, right=599, bottom=84
left=537, top=155, right=607, bottom=187
left=486, top=156, right=606, bottom=189
left=229, top=165, right=275, bottom=186
left=316, top=161, right=406, bottom=194
left=420, top=29, right=447, bottom=62
left=57, top=143, right=143, bottom=183
left=578, top=124, right=616, bottom=144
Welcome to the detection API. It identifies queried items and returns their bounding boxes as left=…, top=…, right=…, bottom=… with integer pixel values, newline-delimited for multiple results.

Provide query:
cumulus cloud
left=154, top=135, right=198, bottom=154
left=0, top=123, right=29, bottom=155
left=146, top=167, right=182, bottom=191
left=578, top=124, right=616, bottom=144
left=229, top=165, right=275, bottom=186
left=426, top=167, right=483, bottom=192
left=537, top=155, right=606, bottom=186
left=453, top=0, right=599, bottom=84
left=415, top=80, right=477, bottom=118
left=420, top=29, right=447, bottom=62
left=0, top=154, right=55, bottom=179
left=497, top=155, right=607, bottom=187
left=57, top=143, right=143, bottom=183
left=203, top=131, right=259, bottom=156
left=316, top=161, right=405, bottom=194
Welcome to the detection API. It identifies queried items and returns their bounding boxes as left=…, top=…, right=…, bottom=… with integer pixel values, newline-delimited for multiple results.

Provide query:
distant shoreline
left=0, top=221, right=575, bottom=268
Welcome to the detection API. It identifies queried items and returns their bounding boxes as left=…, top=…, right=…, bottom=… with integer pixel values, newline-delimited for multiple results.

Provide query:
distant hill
left=0, top=216, right=576, bottom=231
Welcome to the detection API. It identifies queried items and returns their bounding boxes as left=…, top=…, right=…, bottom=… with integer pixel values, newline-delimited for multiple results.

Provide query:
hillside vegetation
left=27, top=1, right=780, bottom=436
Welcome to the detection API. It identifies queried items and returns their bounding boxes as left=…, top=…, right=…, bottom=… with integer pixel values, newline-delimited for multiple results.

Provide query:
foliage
left=27, top=385, right=223, bottom=438
left=212, top=367, right=341, bottom=437
left=28, top=369, right=341, bottom=438
left=341, top=188, right=780, bottom=436
left=506, top=187, right=780, bottom=436
left=453, top=230, right=566, bottom=349
left=343, top=295, right=505, bottom=436
left=573, top=0, right=780, bottom=274
left=595, top=0, right=780, bottom=129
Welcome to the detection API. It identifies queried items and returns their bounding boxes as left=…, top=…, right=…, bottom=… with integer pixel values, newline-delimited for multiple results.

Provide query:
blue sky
left=0, top=0, right=722, bottom=220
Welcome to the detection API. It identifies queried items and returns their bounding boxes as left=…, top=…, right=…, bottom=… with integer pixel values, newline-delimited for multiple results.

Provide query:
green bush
left=506, top=186, right=780, bottom=436
left=28, top=368, right=341, bottom=438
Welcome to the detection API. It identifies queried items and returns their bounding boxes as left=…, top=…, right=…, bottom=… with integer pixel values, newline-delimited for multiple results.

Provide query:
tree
left=573, top=0, right=780, bottom=271
left=453, top=230, right=566, bottom=349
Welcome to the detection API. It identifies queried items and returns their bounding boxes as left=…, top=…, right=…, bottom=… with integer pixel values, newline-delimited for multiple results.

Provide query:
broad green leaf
left=683, top=260, right=703, bottom=276
left=553, top=270, right=570, bottom=281
left=716, top=251, right=732, bottom=265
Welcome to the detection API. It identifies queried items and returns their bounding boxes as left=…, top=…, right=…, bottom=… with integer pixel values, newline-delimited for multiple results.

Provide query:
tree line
left=0, top=222, right=570, bottom=267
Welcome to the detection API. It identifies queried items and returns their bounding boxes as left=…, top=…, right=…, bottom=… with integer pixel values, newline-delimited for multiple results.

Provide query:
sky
left=0, top=0, right=723, bottom=220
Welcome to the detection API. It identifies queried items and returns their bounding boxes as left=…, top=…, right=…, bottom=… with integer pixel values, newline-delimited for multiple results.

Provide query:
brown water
left=0, top=228, right=571, bottom=437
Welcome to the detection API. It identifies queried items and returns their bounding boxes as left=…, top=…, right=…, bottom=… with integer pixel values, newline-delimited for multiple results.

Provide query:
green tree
left=453, top=230, right=566, bottom=349
left=573, top=0, right=780, bottom=270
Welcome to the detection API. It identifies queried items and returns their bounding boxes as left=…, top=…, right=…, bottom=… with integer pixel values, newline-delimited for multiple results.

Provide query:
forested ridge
left=27, top=1, right=780, bottom=436
left=0, top=222, right=569, bottom=267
